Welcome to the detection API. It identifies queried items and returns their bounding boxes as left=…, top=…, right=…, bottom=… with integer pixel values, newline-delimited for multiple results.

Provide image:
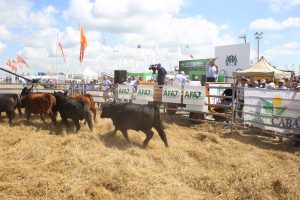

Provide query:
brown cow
left=68, top=93, right=97, bottom=122
left=20, top=87, right=57, bottom=124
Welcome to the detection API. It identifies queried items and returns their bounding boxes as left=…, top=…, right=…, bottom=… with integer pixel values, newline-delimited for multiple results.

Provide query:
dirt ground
left=0, top=111, right=300, bottom=200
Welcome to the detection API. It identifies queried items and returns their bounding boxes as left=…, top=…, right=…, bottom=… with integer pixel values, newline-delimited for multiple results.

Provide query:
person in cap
left=277, top=79, right=287, bottom=90
left=240, top=77, right=248, bottom=87
left=205, top=58, right=219, bottom=82
left=124, top=76, right=134, bottom=86
left=260, top=79, right=266, bottom=88
left=174, top=70, right=190, bottom=87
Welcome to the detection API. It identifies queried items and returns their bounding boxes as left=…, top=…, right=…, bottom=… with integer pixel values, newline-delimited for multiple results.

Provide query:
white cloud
left=0, top=26, right=12, bottom=40
left=0, top=42, right=6, bottom=54
left=0, top=0, right=236, bottom=74
left=266, top=0, right=300, bottom=12
left=263, top=42, right=300, bottom=57
left=249, top=17, right=300, bottom=30
left=29, top=6, right=58, bottom=28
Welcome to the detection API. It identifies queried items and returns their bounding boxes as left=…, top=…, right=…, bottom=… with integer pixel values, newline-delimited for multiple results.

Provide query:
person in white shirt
left=102, top=76, right=112, bottom=102
left=205, top=58, right=219, bottom=82
left=174, top=71, right=190, bottom=86
left=277, top=79, right=287, bottom=90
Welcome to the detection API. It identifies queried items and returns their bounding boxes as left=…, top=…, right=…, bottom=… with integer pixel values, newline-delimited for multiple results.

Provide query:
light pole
left=239, top=33, right=247, bottom=43
left=254, top=32, right=263, bottom=61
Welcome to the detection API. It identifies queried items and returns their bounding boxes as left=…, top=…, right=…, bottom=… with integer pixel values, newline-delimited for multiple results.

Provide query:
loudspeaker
left=114, top=70, right=127, bottom=84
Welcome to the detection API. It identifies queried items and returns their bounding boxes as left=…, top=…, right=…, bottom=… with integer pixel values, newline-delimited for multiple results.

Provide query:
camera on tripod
left=149, top=64, right=158, bottom=74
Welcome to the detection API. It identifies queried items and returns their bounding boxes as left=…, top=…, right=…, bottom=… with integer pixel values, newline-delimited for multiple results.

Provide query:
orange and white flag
left=79, top=24, right=87, bottom=63
left=16, top=54, right=30, bottom=68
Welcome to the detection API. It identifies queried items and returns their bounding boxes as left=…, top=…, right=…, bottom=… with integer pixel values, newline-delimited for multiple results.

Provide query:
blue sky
left=0, top=0, right=299, bottom=76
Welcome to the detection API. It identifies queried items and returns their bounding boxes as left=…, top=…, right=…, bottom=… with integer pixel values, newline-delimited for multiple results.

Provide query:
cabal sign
left=244, top=89, right=300, bottom=134
left=162, top=86, right=181, bottom=103
left=136, top=85, right=154, bottom=102
left=183, top=86, right=206, bottom=105
left=117, top=85, right=133, bottom=100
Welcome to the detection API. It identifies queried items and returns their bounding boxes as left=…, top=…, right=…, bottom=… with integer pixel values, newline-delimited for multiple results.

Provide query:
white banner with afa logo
left=183, top=86, right=206, bottom=105
left=136, top=85, right=154, bottom=102
left=162, top=85, right=182, bottom=103
left=244, top=88, right=300, bottom=134
left=117, top=85, right=133, bottom=100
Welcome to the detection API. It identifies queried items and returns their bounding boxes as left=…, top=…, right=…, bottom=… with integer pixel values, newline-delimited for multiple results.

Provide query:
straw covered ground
left=0, top=111, right=300, bottom=200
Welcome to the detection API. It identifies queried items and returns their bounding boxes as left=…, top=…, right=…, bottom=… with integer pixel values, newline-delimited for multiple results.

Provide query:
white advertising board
left=162, top=85, right=182, bottom=104
left=136, top=85, right=154, bottom=102
left=244, top=88, right=300, bottom=134
left=215, top=43, right=250, bottom=77
left=117, top=85, right=133, bottom=100
left=183, top=86, right=206, bottom=105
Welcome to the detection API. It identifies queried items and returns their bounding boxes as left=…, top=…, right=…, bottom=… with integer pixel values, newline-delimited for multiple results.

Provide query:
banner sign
left=136, top=85, right=154, bottom=102
left=244, top=88, right=300, bottom=134
left=183, top=86, right=206, bottom=105
left=162, top=85, right=182, bottom=103
left=117, top=85, right=133, bottom=100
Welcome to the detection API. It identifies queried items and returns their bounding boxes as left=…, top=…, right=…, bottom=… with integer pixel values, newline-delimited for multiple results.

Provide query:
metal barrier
left=1, top=82, right=299, bottom=142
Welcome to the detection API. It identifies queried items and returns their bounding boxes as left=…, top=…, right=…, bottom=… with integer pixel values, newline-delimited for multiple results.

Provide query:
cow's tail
left=152, top=104, right=169, bottom=147
left=83, top=103, right=93, bottom=132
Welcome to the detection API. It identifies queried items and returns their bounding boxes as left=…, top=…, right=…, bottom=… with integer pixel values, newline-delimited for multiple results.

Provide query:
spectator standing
left=102, top=76, right=112, bottom=102
left=174, top=71, right=190, bottom=87
left=277, top=79, right=287, bottom=90
left=205, top=58, right=219, bottom=82
left=154, top=63, right=167, bottom=86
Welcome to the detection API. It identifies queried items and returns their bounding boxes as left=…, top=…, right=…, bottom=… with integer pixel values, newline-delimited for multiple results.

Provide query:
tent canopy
left=82, top=67, right=98, bottom=79
left=233, top=56, right=291, bottom=79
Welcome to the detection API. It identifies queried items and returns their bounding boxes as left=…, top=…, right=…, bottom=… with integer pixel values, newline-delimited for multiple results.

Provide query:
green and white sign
left=162, top=86, right=182, bottom=103
left=244, top=88, right=300, bottom=134
left=136, top=85, right=154, bottom=102
left=179, top=59, right=209, bottom=74
left=117, top=85, right=133, bottom=100
left=183, top=86, right=206, bottom=105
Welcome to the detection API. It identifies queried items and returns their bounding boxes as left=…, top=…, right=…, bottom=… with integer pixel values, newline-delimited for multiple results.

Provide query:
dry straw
left=0, top=112, right=299, bottom=199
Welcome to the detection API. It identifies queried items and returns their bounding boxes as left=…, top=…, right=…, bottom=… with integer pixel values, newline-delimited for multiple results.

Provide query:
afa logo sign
left=184, top=90, right=204, bottom=99
left=118, top=88, right=130, bottom=94
left=163, top=90, right=180, bottom=98
left=225, top=55, right=238, bottom=66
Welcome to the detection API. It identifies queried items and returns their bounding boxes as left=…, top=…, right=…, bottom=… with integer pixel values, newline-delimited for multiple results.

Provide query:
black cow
left=100, top=103, right=169, bottom=148
left=53, top=91, right=93, bottom=131
left=0, top=93, right=22, bottom=126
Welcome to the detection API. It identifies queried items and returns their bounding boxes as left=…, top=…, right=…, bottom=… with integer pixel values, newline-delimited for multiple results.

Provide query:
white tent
left=82, top=67, right=98, bottom=80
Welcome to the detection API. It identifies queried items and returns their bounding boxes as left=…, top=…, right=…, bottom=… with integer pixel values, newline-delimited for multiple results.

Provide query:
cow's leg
left=48, top=111, right=57, bottom=125
left=142, top=129, right=154, bottom=148
left=61, top=116, right=69, bottom=127
left=92, top=108, right=97, bottom=122
left=17, top=106, right=22, bottom=116
left=40, top=113, right=45, bottom=122
left=73, top=118, right=81, bottom=131
left=155, top=126, right=169, bottom=147
left=121, top=130, right=131, bottom=143
left=25, top=109, right=31, bottom=122
left=6, top=110, right=14, bottom=126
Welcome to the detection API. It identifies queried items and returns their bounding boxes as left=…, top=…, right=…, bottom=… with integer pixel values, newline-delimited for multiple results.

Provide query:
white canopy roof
left=82, top=67, right=98, bottom=79
left=233, top=57, right=291, bottom=79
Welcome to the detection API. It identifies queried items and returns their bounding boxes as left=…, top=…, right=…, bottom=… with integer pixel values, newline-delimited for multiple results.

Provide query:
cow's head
left=100, top=103, right=114, bottom=118
left=21, top=86, right=33, bottom=96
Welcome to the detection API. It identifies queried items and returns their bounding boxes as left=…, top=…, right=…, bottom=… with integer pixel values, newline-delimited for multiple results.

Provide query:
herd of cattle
left=0, top=86, right=169, bottom=148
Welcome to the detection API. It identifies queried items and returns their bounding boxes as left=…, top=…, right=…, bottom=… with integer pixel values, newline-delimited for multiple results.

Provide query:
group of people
left=236, top=77, right=300, bottom=91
